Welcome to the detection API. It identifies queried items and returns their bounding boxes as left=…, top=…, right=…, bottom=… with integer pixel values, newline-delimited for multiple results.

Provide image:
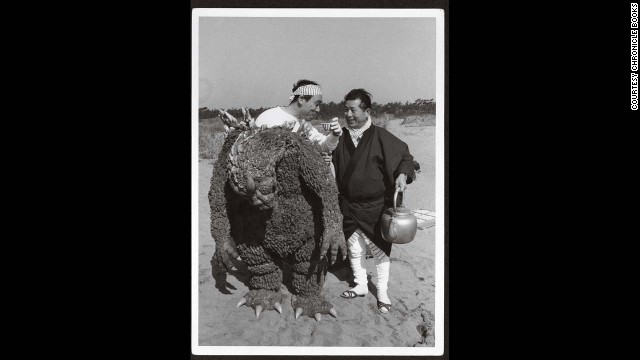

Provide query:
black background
left=31, top=0, right=631, bottom=358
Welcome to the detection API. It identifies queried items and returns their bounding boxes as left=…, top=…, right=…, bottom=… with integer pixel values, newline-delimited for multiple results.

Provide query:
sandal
left=341, top=290, right=365, bottom=299
left=377, top=301, right=391, bottom=314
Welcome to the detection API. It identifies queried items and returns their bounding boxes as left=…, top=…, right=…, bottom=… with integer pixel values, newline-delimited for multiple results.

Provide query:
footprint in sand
left=390, top=257, right=425, bottom=281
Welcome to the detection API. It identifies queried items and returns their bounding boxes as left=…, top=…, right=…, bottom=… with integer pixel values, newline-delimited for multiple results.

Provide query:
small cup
left=322, top=123, right=332, bottom=132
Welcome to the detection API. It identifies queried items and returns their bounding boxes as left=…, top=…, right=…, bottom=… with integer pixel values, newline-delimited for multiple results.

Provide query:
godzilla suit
left=208, top=110, right=347, bottom=321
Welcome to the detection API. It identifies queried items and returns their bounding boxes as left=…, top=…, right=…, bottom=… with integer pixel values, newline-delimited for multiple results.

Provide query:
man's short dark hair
left=289, top=79, right=320, bottom=104
left=344, top=88, right=372, bottom=110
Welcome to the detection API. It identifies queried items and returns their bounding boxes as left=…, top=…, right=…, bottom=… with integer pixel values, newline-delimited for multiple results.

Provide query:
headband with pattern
left=288, top=84, right=322, bottom=101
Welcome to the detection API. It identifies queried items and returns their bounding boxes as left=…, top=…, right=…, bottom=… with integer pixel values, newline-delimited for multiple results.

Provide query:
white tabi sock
left=374, top=256, right=391, bottom=304
left=347, top=230, right=369, bottom=295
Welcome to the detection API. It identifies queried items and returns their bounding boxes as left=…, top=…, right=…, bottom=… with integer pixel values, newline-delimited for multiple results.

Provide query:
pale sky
left=197, top=16, right=436, bottom=109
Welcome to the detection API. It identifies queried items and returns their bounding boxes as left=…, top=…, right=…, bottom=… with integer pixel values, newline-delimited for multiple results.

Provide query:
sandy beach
left=196, top=119, right=437, bottom=348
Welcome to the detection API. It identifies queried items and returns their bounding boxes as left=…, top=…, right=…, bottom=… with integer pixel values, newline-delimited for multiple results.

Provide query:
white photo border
left=192, top=7, right=446, bottom=356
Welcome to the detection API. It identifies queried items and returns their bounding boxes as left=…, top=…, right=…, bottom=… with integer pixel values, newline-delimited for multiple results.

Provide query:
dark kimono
left=332, top=125, right=415, bottom=256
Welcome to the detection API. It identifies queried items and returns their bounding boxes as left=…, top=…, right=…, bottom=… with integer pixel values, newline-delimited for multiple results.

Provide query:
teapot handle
left=393, top=188, right=403, bottom=212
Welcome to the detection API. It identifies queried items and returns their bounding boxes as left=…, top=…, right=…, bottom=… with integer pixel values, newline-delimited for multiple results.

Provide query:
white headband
left=288, top=84, right=322, bottom=101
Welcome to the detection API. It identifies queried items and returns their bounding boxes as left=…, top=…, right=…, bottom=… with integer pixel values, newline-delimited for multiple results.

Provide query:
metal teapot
left=380, top=189, right=418, bottom=244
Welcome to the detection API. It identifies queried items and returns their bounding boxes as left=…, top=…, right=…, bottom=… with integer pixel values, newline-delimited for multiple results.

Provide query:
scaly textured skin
left=209, top=125, right=346, bottom=320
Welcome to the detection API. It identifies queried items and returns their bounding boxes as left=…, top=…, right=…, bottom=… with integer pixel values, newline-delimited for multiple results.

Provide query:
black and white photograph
left=192, top=8, right=445, bottom=356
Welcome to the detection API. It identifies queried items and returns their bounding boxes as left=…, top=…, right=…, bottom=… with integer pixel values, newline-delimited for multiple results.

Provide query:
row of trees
left=199, top=98, right=435, bottom=122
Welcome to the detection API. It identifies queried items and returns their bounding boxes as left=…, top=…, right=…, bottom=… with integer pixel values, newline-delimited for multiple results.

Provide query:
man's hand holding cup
left=322, top=117, right=342, bottom=137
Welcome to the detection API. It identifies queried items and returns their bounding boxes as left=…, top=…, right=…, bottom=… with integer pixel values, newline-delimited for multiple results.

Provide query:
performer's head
left=288, top=79, right=323, bottom=118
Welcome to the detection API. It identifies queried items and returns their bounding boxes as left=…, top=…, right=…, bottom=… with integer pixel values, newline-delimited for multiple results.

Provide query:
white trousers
left=347, top=229, right=390, bottom=303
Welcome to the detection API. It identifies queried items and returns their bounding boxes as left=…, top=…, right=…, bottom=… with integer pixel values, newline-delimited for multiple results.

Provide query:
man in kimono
left=332, top=88, right=415, bottom=314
